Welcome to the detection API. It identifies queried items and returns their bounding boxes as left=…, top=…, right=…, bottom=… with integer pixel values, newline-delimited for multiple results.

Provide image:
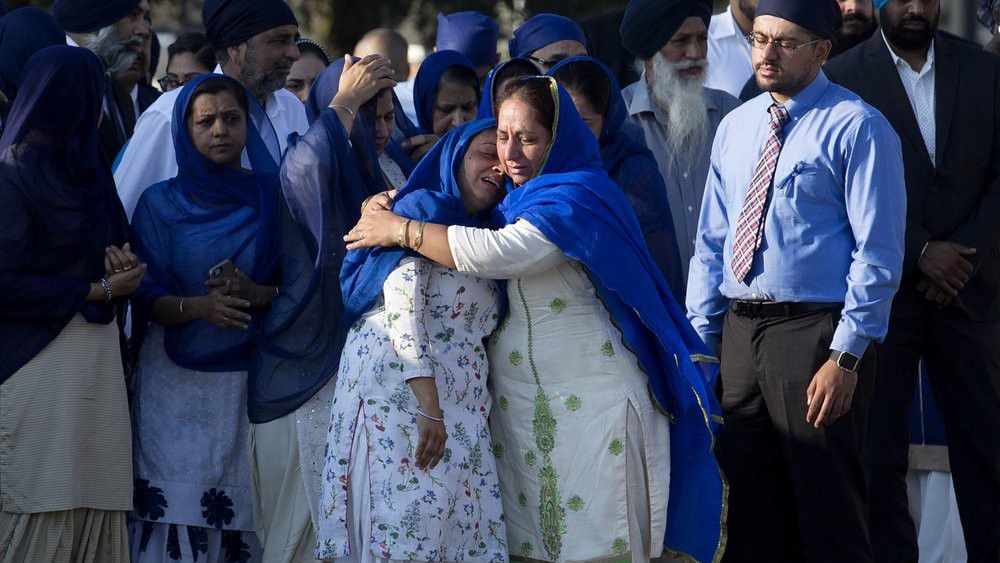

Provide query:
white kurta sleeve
left=114, top=101, right=178, bottom=220
left=382, top=257, right=435, bottom=382
left=447, top=220, right=568, bottom=279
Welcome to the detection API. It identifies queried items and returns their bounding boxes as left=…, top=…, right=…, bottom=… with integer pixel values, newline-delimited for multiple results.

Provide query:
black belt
left=730, top=300, right=842, bottom=320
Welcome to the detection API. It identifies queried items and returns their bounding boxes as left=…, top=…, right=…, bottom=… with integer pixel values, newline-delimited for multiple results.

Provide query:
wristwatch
left=829, top=350, right=861, bottom=373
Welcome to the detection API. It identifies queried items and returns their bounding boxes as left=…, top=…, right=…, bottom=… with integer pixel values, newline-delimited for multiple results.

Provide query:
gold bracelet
left=331, top=104, right=356, bottom=119
left=360, top=195, right=374, bottom=216
left=397, top=219, right=411, bottom=248
left=413, top=221, right=426, bottom=251
left=403, top=218, right=413, bottom=249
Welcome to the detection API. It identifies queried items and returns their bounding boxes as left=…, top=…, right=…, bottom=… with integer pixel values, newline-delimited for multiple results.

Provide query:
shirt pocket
left=773, top=161, right=838, bottom=224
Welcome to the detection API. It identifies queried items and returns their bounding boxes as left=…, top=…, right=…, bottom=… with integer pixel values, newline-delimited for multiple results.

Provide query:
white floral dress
left=316, top=257, right=507, bottom=562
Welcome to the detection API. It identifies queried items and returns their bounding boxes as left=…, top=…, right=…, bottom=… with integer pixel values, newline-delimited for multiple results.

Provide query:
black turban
left=203, top=0, right=298, bottom=49
left=755, top=0, right=843, bottom=40
left=52, top=0, right=140, bottom=34
left=619, top=0, right=712, bottom=60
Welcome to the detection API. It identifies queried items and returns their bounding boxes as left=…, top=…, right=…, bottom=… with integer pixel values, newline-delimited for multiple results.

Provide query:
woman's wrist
left=330, top=92, right=360, bottom=114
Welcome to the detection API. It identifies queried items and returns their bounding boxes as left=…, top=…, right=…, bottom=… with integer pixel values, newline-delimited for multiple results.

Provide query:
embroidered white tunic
left=316, top=257, right=507, bottom=562
left=449, top=220, right=671, bottom=562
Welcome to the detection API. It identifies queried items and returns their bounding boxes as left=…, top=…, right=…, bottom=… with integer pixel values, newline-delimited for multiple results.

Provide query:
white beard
left=646, top=54, right=709, bottom=168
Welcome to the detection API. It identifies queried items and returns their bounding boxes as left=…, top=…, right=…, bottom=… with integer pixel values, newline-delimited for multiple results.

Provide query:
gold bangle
left=331, top=104, right=356, bottom=119
left=360, top=195, right=374, bottom=216
left=397, top=219, right=411, bottom=248
left=413, top=221, right=426, bottom=251
left=403, top=218, right=412, bottom=249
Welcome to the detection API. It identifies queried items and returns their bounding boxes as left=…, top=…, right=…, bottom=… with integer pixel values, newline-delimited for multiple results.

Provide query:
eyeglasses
left=525, top=55, right=561, bottom=70
left=745, top=33, right=824, bottom=55
left=157, top=76, right=185, bottom=92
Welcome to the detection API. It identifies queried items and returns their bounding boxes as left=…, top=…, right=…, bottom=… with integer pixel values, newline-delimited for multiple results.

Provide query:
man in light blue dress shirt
left=685, top=0, right=906, bottom=560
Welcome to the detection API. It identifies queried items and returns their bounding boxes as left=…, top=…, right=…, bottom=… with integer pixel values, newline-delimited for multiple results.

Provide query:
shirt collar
left=775, top=70, right=830, bottom=121
left=881, top=30, right=935, bottom=76
left=628, top=69, right=719, bottom=122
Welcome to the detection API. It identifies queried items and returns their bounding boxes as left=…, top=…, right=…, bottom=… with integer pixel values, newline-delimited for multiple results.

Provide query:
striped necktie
left=731, top=103, right=790, bottom=283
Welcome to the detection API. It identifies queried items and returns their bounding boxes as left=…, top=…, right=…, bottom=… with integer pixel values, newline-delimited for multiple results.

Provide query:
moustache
left=841, top=12, right=870, bottom=24
left=899, top=16, right=930, bottom=28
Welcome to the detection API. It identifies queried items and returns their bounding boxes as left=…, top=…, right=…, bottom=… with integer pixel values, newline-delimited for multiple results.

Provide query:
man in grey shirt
left=620, top=0, right=740, bottom=286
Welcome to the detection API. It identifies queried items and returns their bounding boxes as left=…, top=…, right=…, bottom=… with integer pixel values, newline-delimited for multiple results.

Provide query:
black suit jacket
left=825, top=31, right=1000, bottom=320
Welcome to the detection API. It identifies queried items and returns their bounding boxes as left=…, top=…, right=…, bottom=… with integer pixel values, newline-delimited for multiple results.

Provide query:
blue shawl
left=340, top=118, right=497, bottom=328
left=248, top=63, right=416, bottom=423
left=496, top=78, right=725, bottom=562
left=0, top=46, right=129, bottom=384
left=0, top=8, right=65, bottom=103
left=412, top=49, right=477, bottom=135
left=130, top=74, right=282, bottom=372
left=546, top=56, right=685, bottom=303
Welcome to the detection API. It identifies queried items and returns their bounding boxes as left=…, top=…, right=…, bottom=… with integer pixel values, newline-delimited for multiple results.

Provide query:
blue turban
left=620, top=0, right=713, bottom=60
left=508, top=13, right=589, bottom=59
left=52, top=0, right=140, bottom=34
left=0, top=7, right=66, bottom=101
left=755, top=0, right=843, bottom=40
left=203, top=0, right=298, bottom=49
left=436, top=11, right=499, bottom=68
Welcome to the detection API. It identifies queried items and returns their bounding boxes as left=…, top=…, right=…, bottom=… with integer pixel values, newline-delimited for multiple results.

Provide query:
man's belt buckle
left=735, top=300, right=763, bottom=319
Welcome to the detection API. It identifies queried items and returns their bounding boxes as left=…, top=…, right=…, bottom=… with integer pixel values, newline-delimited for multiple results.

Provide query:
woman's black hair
left=438, top=65, right=481, bottom=102
left=495, top=76, right=556, bottom=133
left=167, top=32, right=217, bottom=73
left=490, top=59, right=539, bottom=106
left=187, top=76, right=250, bottom=118
left=550, top=59, right=611, bottom=119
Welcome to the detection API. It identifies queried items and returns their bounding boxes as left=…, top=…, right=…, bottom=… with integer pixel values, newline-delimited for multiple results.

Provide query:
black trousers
left=717, top=308, right=875, bottom=563
left=867, top=289, right=1000, bottom=563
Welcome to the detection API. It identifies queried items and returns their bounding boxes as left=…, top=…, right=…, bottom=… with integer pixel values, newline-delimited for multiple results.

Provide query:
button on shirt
left=686, top=71, right=907, bottom=357
left=705, top=7, right=754, bottom=98
left=883, top=31, right=936, bottom=163
left=621, top=73, right=740, bottom=284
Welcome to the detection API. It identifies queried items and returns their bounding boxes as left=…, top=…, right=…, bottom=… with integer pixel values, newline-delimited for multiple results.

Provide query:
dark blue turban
left=436, top=11, right=499, bottom=68
left=755, top=0, right=843, bottom=40
left=620, top=0, right=712, bottom=60
left=508, top=13, right=589, bottom=59
left=203, top=0, right=298, bottom=49
left=52, top=0, right=140, bottom=34
left=0, top=7, right=66, bottom=101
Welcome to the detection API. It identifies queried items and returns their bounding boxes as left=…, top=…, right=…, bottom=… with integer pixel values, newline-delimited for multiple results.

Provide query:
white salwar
left=449, top=220, right=671, bottom=562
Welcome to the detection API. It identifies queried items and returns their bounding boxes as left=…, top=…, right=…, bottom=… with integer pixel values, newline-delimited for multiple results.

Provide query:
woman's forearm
left=151, top=295, right=199, bottom=326
left=407, top=376, right=443, bottom=417
left=411, top=223, right=455, bottom=269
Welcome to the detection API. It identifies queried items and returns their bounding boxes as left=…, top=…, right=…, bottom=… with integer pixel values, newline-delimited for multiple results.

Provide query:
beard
left=833, top=13, right=878, bottom=56
left=646, top=53, right=709, bottom=168
left=240, top=40, right=294, bottom=103
left=883, top=11, right=938, bottom=51
left=87, top=24, right=144, bottom=75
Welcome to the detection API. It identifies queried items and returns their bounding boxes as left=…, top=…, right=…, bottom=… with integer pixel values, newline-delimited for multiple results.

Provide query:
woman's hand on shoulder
left=344, top=210, right=408, bottom=250
left=333, top=54, right=397, bottom=113
left=401, top=135, right=439, bottom=160
left=361, top=190, right=397, bottom=215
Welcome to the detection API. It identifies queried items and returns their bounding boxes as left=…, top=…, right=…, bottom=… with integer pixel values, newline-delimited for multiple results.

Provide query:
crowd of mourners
left=1, top=0, right=999, bottom=561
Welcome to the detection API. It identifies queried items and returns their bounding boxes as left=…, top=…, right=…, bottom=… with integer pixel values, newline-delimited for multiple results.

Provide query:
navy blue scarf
left=412, top=49, right=477, bottom=134
left=248, top=62, right=416, bottom=423
left=547, top=56, right=684, bottom=302
left=341, top=118, right=497, bottom=328
left=130, top=74, right=282, bottom=372
left=0, top=8, right=65, bottom=103
left=495, top=78, right=725, bottom=562
left=0, top=46, right=129, bottom=383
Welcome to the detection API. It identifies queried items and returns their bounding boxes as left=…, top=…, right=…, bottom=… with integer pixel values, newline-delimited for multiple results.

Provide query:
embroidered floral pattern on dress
left=200, top=488, right=235, bottom=529
left=134, top=478, right=168, bottom=521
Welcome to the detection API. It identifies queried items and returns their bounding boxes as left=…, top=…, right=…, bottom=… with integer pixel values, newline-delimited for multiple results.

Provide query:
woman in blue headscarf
left=313, top=118, right=508, bottom=562
left=0, top=7, right=65, bottom=133
left=129, top=73, right=283, bottom=562
left=0, top=45, right=139, bottom=563
left=345, top=77, right=725, bottom=563
left=476, top=57, right=539, bottom=118
left=246, top=53, right=415, bottom=562
left=412, top=49, right=479, bottom=137
left=548, top=56, right=685, bottom=303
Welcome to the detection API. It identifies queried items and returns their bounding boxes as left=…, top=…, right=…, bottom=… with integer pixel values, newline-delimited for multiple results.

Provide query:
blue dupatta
left=340, top=118, right=497, bottom=328
left=248, top=63, right=417, bottom=423
left=495, top=77, right=725, bottom=562
left=546, top=56, right=685, bottom=303
left=130, top=74, right=282, bottom=372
